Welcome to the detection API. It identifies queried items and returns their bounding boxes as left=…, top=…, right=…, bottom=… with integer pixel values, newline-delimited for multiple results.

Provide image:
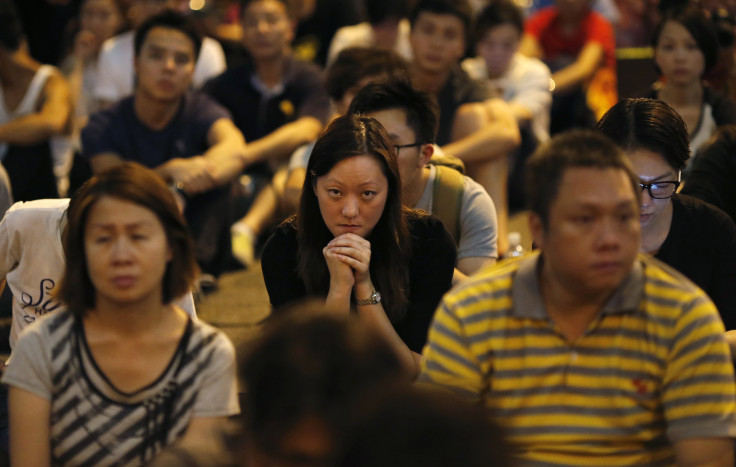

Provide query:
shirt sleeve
left=418, top=291, right=487, bottom=401
left=193, top=330, right=240, bottom=417
left=2, top=323, right=53, bottom=400
left=261, top=224, right=309, bottom=309
left=662, top=292, right=736, bottom=441
left=584, top=13, right=615, bottom=50
left=0, top=204, right=22, bottom=279
left=457, top=177, right=498, bottom=260
left=509, top=58, right=552, bottom=120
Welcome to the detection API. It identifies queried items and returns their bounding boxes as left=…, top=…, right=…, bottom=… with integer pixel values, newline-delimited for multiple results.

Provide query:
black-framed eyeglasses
left=639, top=172, right=681, bottom=199
left=393, top=142, right=423, bottom=153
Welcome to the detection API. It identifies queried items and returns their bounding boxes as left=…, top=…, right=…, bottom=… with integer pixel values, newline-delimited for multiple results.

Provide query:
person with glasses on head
left=596, top=97, right=736, bottom=335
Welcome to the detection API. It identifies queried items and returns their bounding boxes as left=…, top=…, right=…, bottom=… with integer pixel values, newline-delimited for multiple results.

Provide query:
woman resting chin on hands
left=261, top=115, right=457, bottom=377
left=324, top=233, right=373, bottom=307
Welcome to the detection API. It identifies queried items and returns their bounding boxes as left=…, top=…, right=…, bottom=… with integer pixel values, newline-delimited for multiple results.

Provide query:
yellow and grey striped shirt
left=419, top=252, right=736, bottom=466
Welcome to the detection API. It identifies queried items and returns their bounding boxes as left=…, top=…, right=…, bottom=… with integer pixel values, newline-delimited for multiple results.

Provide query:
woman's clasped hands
left=323, top=233, right=372, bottom=291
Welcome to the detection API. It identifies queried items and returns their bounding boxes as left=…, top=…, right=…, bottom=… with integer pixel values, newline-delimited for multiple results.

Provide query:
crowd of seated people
left=1, top=0, right=736, bottom=465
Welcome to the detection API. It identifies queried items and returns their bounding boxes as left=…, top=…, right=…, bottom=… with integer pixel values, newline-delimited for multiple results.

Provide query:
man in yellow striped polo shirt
left=419, top=130, right=736, bottom=466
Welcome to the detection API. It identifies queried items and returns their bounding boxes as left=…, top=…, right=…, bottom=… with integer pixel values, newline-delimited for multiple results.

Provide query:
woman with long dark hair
left=261, top=115, right=456, bottom=376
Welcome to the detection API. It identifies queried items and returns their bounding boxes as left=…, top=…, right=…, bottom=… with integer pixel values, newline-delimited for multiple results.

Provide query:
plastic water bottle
left=506, top=232, right=526, bottom=258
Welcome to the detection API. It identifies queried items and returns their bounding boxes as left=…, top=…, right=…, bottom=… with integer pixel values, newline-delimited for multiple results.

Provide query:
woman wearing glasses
left=596, top=98, right=736, bottom=330
left=646, top=4, right=736, bottom=175
left=261, top=115, right=456, bottom=377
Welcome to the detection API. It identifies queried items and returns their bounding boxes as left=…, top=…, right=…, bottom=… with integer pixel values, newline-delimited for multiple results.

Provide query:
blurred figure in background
left=683, top=124, right=736, bottom=224
left=0, top=0, right=73, bottom=201
left=94, top=0, right=226, bottom=108
left=326, top=0, right=412, bottom=64
left=645, top=3, right=736, bottom=174
left=82, top=10, right=248, bottom=284
left=349, top=79, right=499, bottom=282
left=521, top=0, right=617, bottom=134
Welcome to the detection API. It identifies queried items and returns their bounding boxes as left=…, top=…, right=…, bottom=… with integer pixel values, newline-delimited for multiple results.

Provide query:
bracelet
left=356, top=290, right=381, bottom=306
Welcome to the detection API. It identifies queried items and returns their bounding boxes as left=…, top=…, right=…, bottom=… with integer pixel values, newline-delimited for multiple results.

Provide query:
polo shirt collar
left=511, top=252, right=643, bottom=320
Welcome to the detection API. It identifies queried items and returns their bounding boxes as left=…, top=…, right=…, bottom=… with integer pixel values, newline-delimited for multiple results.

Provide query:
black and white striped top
left=3, top=309, right=239, bottom=466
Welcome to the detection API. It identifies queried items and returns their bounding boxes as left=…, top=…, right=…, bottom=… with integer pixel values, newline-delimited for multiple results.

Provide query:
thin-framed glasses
left=393, top=142, right=422, bottom=153
left=639, top=171, right=681, bottom=199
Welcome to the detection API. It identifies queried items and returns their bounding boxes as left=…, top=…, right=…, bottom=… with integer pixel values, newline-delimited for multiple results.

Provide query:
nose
left=163, top=55, right=176, bottom=70
left=595, top=217, right=622, bottom=250
left=111, top=236, right=133, bottom=262
left=341, top=195, right=359, bottom=219
left=256, top=18, right=269, bottom=34
left=640, top=186, right=653, bottom=207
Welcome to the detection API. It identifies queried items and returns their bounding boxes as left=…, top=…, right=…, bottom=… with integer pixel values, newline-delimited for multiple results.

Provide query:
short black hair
left=134, top=9, right=202, bottom=60
left=409, top=0, right=473, bottom=44
left=325, top=47, right=409, bottom=101
left=526, top=130, right=641, bottom=228
left=595, top=98, right=690, bottom=171
left=0, top=0, right=24, bottom=51
left=348, top=79, right=439, bottom=146
left=240, top=311, right=403, bottom=455
left=239, top=0, right=295, bottom=19
left=653, top=4, right=719, bottom=75
left=474, top=0, right=524, bottom=44
left=366, top=0, right=409, bottom=25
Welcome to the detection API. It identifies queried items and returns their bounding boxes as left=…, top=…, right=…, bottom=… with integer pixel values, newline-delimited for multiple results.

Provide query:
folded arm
left=241, top=116, right=323, bottom=166
left=0, top=71, right=72, bottom=144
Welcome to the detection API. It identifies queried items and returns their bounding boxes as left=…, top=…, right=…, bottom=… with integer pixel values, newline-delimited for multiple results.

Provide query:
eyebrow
left=572, top=198, right=637, bottom=210
left=321, top=178, right=383, bottom=187
left=638, top=171, right=677, bottom=182
left=87, top=221, right=156, bottom=230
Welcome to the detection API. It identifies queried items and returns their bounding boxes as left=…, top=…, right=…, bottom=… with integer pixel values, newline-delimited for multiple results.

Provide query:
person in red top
left=520, top=0, right=617, bottom=134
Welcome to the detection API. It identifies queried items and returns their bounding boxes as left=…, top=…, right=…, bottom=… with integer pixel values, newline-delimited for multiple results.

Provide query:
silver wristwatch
left=356, top=290, right=381, bottom=306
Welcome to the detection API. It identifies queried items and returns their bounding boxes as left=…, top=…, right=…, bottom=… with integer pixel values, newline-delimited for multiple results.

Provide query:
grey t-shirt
left=3, top=309, right=239, bottom=466
left=416, top=164, right=498, bottom=261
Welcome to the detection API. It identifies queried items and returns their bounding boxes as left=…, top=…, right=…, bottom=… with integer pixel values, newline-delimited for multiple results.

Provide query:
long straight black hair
left=297, top=115, right=411, bottom=321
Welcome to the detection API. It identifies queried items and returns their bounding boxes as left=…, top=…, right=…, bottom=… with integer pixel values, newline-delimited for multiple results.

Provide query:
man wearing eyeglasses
left=348, top=79, right=498, bottom=283
left=420, top=130, right=736, bottom=466
left=596, top=98, right=736, bottom=336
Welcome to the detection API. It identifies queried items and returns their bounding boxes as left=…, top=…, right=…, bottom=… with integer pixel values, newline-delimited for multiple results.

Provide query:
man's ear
left=419, top=144, right=434, bottom=167
left=528, top=211, right=545, bottom=250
